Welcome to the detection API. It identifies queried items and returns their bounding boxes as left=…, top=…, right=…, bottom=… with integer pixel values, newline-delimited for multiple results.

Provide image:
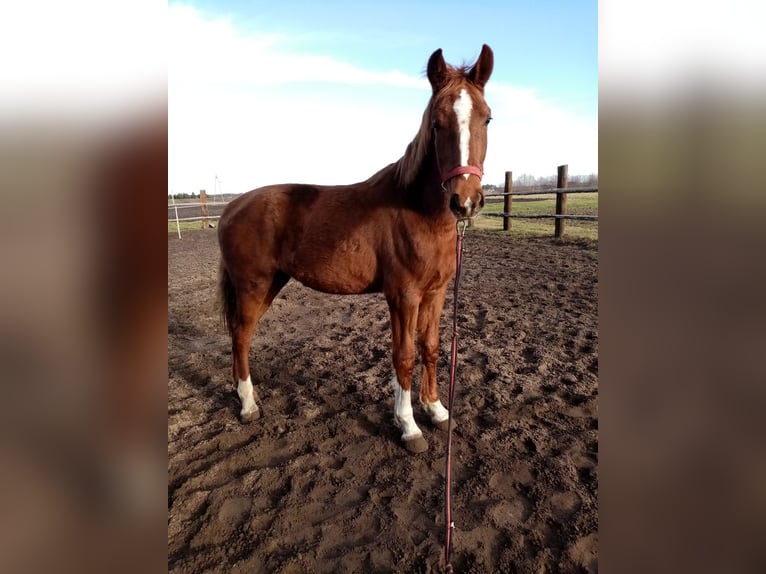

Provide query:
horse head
left=427, top=44, right=494, bottom=219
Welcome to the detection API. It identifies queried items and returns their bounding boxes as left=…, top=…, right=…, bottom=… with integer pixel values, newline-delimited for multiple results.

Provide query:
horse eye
left=485, top=116, right=493, bottom=126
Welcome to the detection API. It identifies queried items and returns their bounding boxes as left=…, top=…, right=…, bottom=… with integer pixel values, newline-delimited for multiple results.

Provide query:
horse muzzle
left=442, top=165, right=484, bottom=220
left=449, top=191, right=484, bottom=219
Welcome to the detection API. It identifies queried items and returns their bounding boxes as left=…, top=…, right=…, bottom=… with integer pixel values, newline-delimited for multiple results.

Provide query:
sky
left=169, top=0, right=598, bottom=194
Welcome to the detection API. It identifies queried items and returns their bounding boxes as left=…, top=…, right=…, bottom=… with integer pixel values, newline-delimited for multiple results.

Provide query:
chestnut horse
left=218, top=45, right=493, bottom=452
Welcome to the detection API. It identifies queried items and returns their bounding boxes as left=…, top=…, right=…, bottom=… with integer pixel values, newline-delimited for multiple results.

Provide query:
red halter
left=440, top=164, right=483, bottom=184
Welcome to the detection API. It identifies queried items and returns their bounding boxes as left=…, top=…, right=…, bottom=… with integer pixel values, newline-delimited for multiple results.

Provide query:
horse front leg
left=417, top=287, right=451, bottom=431
left=387, top=293, right=428, bottom=453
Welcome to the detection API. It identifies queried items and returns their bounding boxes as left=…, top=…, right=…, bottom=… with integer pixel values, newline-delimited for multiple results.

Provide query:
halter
left=433, top=127, right=484, bottom=192
left=441, top=165, right=484, bottom=186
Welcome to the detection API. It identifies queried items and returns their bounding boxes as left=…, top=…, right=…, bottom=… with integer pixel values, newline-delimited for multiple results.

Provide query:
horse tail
left=218, top=261, right=238, bottom=336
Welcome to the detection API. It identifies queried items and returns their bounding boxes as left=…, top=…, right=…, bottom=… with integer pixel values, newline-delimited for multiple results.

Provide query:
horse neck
left=402, top=146, right=451, bottom=220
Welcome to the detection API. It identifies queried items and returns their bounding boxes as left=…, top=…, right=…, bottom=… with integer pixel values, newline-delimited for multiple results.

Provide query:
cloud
left=169, top=4, right=424, bottom=90
left=486, top=84, right=598, bottom=180
left=169, top=3, right=597, bottom=195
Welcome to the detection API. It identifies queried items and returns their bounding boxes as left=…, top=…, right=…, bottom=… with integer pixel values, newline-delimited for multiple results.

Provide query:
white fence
left=168, top=196, right=235, bottom=238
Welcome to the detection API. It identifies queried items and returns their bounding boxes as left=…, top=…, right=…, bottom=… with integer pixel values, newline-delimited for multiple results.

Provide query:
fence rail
left=483, top=213, right=598, bottom=220
left=483, top=165, right=597, bottom=237
left=487, top=186, right=598, bottom=197
left=172, top=215, right=224, bottom=222
left=167, top=201, right=230, bottom=208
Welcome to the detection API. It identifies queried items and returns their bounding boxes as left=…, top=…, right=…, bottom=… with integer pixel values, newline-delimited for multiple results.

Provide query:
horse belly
left=288, top=240, right=380, bottom=295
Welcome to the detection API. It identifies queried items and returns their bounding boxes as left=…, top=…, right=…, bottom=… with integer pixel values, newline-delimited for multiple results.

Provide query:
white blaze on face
left=452, top=88, right=474, bottom=179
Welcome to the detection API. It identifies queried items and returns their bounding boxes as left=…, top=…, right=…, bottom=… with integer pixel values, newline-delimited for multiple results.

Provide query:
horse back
left=219, top=183, right=392, bottom=294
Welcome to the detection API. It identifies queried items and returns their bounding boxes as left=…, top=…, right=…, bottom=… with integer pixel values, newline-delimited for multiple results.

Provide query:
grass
left=472, top=192, right=598, bottom=240
left=168, top=220, right=217, bottom=234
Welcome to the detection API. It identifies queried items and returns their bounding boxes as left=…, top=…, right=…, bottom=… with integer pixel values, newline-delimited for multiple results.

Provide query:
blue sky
left=198, top=0, right=598, bottom=116
left=169, top=1, right=597, bottom=194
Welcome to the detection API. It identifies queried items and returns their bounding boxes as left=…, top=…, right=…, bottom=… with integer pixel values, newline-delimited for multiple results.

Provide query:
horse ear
left=467, top=44, right=494, bottom=89
left=427, top=48, right=447, bottom=92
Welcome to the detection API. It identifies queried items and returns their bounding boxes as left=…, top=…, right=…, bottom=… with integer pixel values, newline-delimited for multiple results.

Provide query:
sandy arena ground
left=168, top=228, right=598, bottom=573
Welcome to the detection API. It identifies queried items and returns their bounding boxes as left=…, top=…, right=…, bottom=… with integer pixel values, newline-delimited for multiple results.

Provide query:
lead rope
left=444, top=219, right=468, bottom=574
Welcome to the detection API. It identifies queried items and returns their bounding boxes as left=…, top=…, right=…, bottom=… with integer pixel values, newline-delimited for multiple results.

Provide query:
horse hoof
left=240, top=409, right=261, bottom=423
left=402, top=435, right=428, bottom=453
left=434, top=418, right=452, bottom=432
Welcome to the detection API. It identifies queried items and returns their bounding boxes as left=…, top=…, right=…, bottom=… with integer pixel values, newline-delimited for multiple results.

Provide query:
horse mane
left=393, top=65, right=474, bottom=189
left=393, top=101, right=434, bottom=189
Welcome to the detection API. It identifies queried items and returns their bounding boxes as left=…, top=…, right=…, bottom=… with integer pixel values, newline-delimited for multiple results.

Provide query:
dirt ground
left=168, top=228, right=598, bottom=573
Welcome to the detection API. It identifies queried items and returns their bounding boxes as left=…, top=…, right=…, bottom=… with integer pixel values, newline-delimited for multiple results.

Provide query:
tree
left=515, top=173, right=536, bottom=187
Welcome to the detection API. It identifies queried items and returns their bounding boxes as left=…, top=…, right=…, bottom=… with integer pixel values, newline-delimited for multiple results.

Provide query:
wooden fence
left=483, top=164, right=598, bottom=238
left=170, top=165, right=597, bottom=239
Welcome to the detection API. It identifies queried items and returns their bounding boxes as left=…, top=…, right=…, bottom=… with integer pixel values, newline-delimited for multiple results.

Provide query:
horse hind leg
left=232, top=297, right=262, bottom=423
left=230, top=272, right=289, bottom=422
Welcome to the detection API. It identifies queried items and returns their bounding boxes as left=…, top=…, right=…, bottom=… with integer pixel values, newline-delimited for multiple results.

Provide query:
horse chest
left=393, top=228, right=455, bottom=277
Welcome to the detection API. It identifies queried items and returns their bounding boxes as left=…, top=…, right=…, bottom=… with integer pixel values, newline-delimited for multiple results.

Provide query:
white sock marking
left=421, top=399, right=450, bottom=423
left=391, top=376, right=423, bottom=440
left=237, top=375, right=257, bottom=416
left=453, top=88, right=473, bottom=179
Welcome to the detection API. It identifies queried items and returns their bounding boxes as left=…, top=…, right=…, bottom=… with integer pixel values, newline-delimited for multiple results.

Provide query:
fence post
left=172, top=194, right=181, bottom=239
left=554, top=165, right=568, bottom=238
left=503, top=171, right=512, bottom=231
left=200, top=189, right=208, bottom=229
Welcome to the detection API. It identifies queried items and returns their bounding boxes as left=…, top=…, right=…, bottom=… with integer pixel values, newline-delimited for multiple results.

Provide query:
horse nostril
left=449, top=193, right=462, bottom=213
left=478, top=192, right=485, bottom=208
